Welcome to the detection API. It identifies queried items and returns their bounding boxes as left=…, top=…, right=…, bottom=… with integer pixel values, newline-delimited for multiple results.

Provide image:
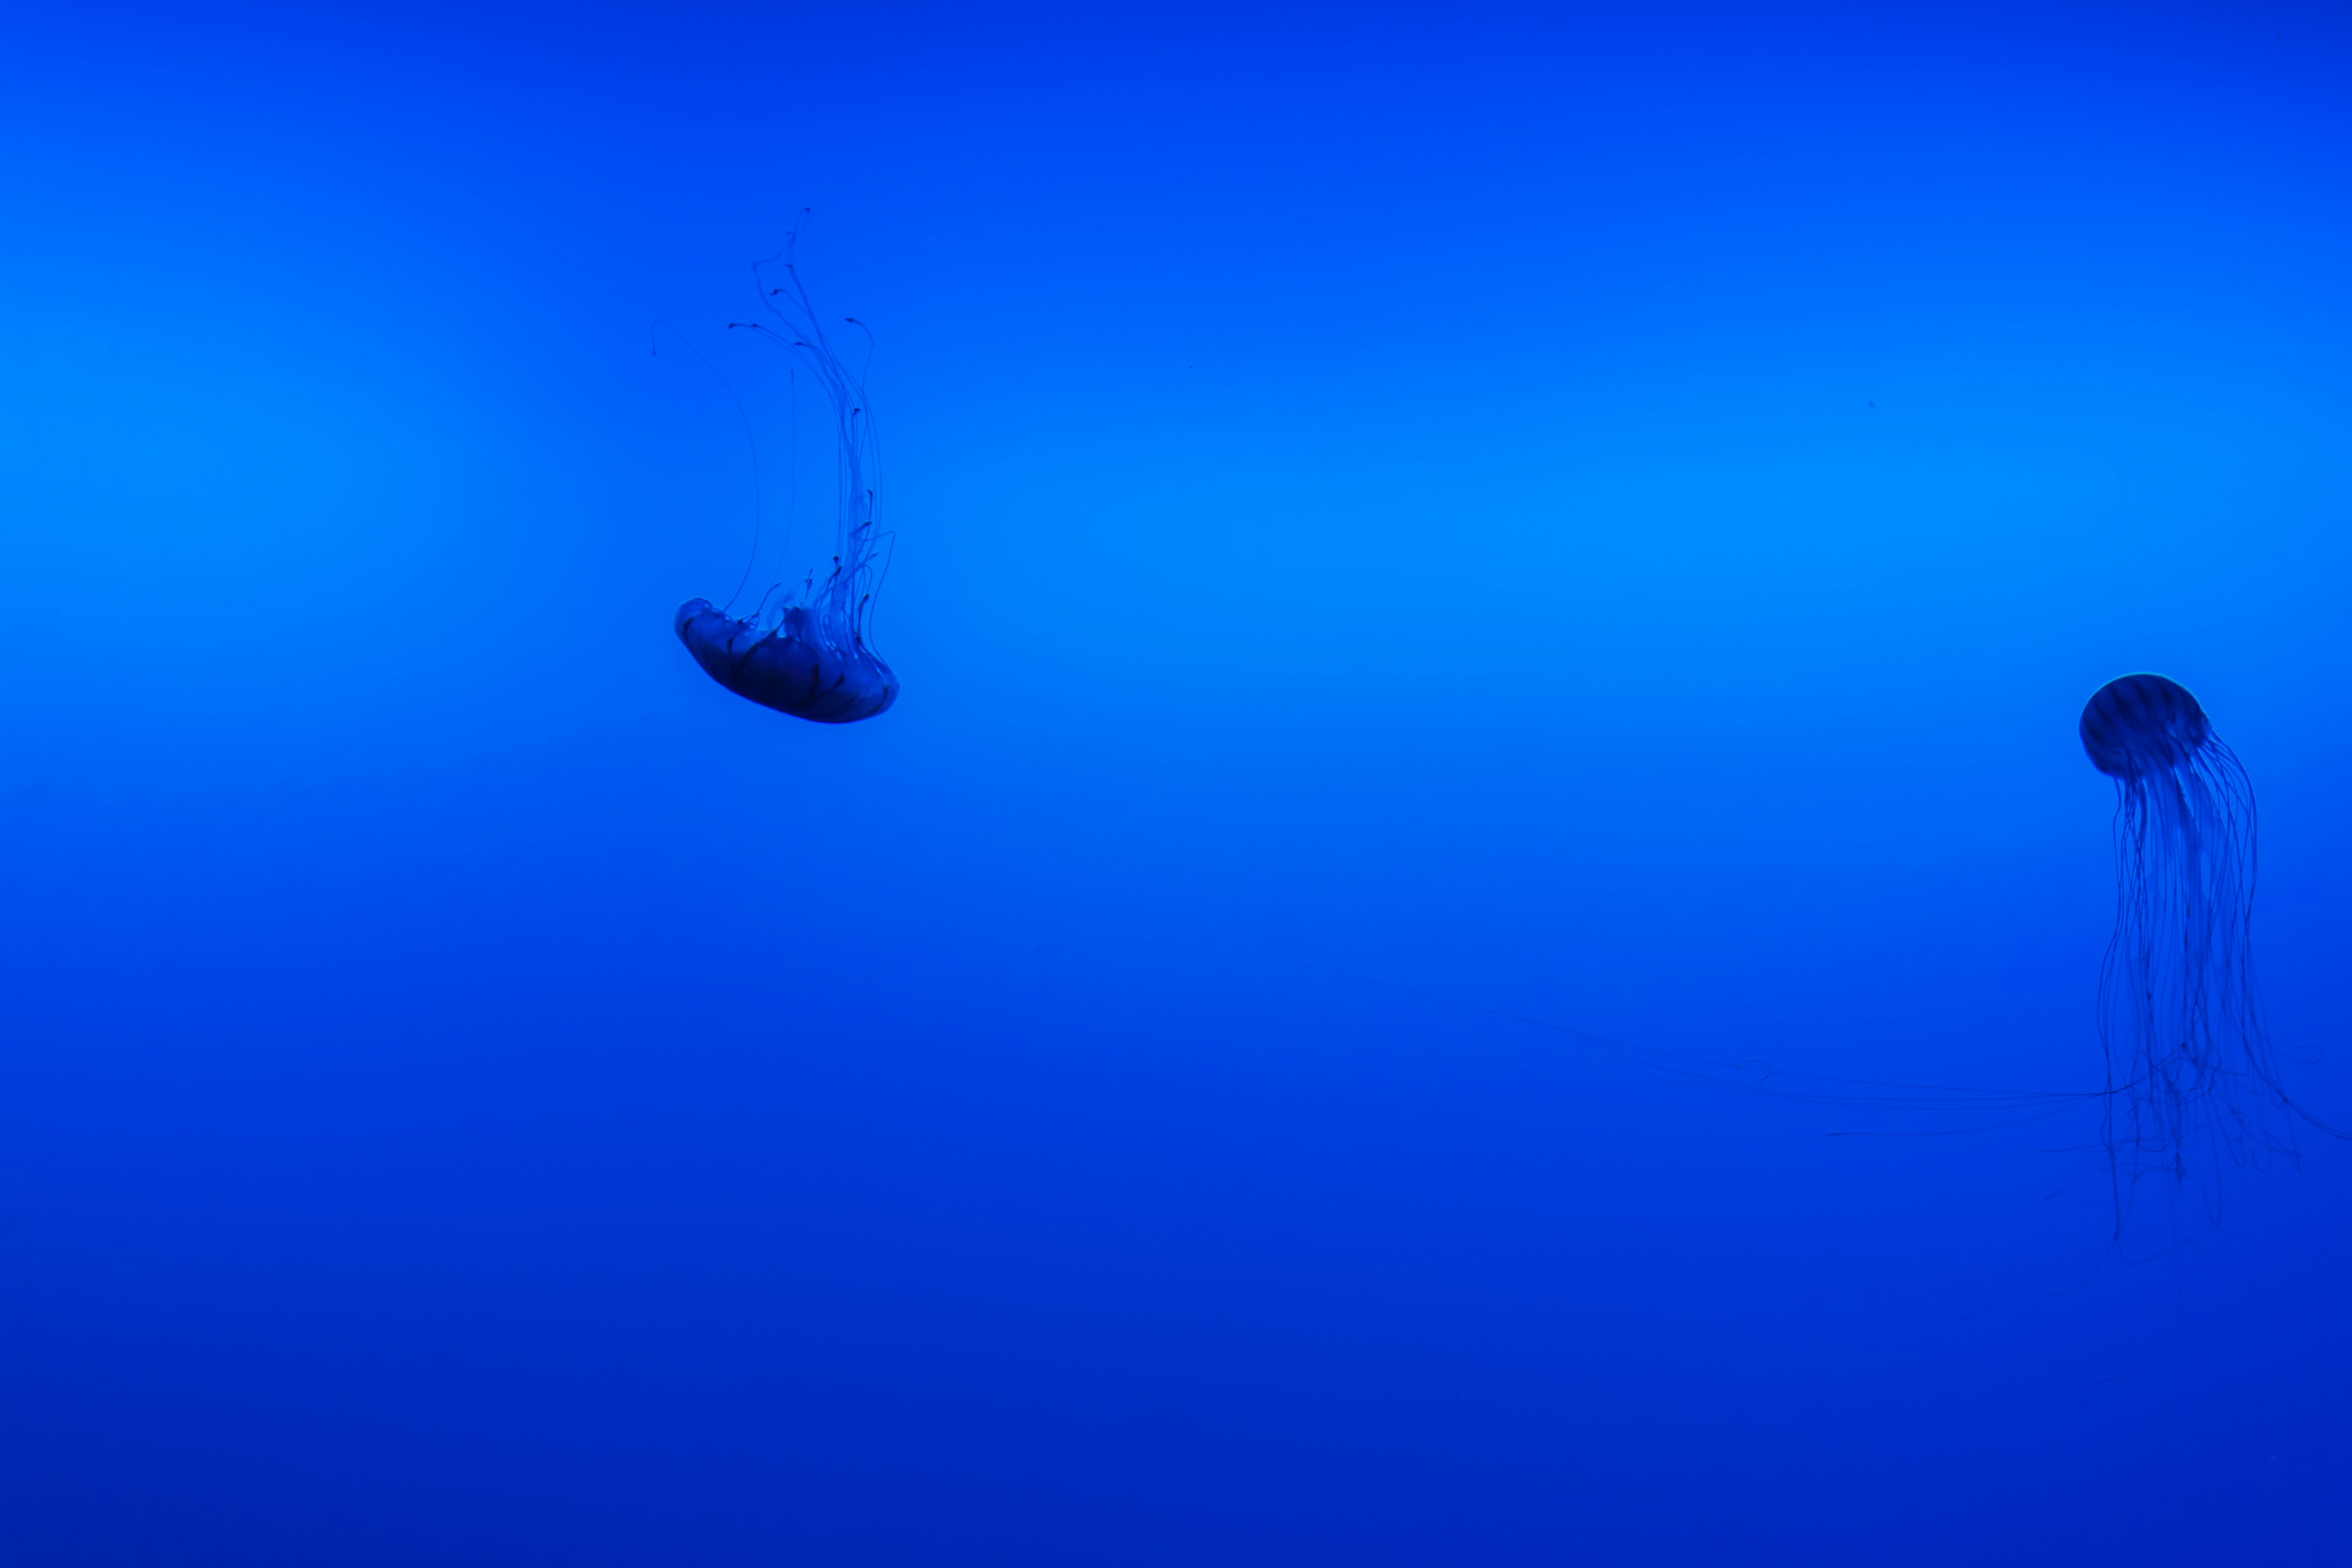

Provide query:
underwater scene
left=5, top=3, right=2351, bottom=1562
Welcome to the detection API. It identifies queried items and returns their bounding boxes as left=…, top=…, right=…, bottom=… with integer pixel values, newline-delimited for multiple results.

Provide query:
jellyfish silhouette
left=674, top=219, right=897, bottom=723
left=2078, top=673, right=2332, bottom=1232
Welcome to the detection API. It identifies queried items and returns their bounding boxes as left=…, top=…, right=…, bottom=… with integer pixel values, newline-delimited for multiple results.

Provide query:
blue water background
left=5, top=3, right=2352, bottom=1561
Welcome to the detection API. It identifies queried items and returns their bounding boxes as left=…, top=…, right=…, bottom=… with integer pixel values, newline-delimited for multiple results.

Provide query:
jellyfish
left=674, top=219, right=897, bottom=723
left=2078, top=672, right=2321, bottom=1232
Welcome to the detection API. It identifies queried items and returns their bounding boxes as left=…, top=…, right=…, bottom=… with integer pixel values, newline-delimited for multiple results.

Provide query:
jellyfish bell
left=2079, top=671, right=2211, bottom=780
left=674, top=597, right=897, bottom=722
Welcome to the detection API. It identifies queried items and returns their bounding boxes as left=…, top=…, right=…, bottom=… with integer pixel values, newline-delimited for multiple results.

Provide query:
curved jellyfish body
left=674, top=598, right=897, bottom=722
left=676, top=215, right=897, bottom=723
left=2080, top=672, right=2301, bottom=1227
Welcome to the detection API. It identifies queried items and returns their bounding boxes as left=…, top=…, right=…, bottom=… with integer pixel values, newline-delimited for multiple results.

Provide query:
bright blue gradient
left=6, top=2, right=2352, bottom=1561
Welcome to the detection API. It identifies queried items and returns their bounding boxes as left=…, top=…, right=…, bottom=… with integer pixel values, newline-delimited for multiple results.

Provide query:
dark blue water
left=6, top=4, right=2351, bottom=1561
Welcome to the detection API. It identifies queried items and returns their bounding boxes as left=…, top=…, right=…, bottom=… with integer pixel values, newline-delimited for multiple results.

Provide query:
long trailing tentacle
left=745, top=212, right=884, bottom=646
left=2095, top=729, right=2325, bottom=1244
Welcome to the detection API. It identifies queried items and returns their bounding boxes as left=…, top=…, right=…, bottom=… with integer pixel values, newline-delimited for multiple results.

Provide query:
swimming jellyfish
left=674, top=222, right=897, bottom=723
left=2079, top=672, right=2317, bottom=1228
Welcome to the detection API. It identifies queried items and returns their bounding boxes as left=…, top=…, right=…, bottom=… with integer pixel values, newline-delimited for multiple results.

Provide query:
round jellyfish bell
left=675, top=215, right=898, bottom=724
left=674, top=598, right=897, bottom=723
left=2078, top=671, right=2305, bottom=1231
left=2079, top=671, right=2211, bottom=781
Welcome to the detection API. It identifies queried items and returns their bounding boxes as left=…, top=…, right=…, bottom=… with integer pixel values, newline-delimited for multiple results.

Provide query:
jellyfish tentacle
left=676, top=214, right=898, bottom=722
left=2079, top=672, right=2334, bottom=1243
